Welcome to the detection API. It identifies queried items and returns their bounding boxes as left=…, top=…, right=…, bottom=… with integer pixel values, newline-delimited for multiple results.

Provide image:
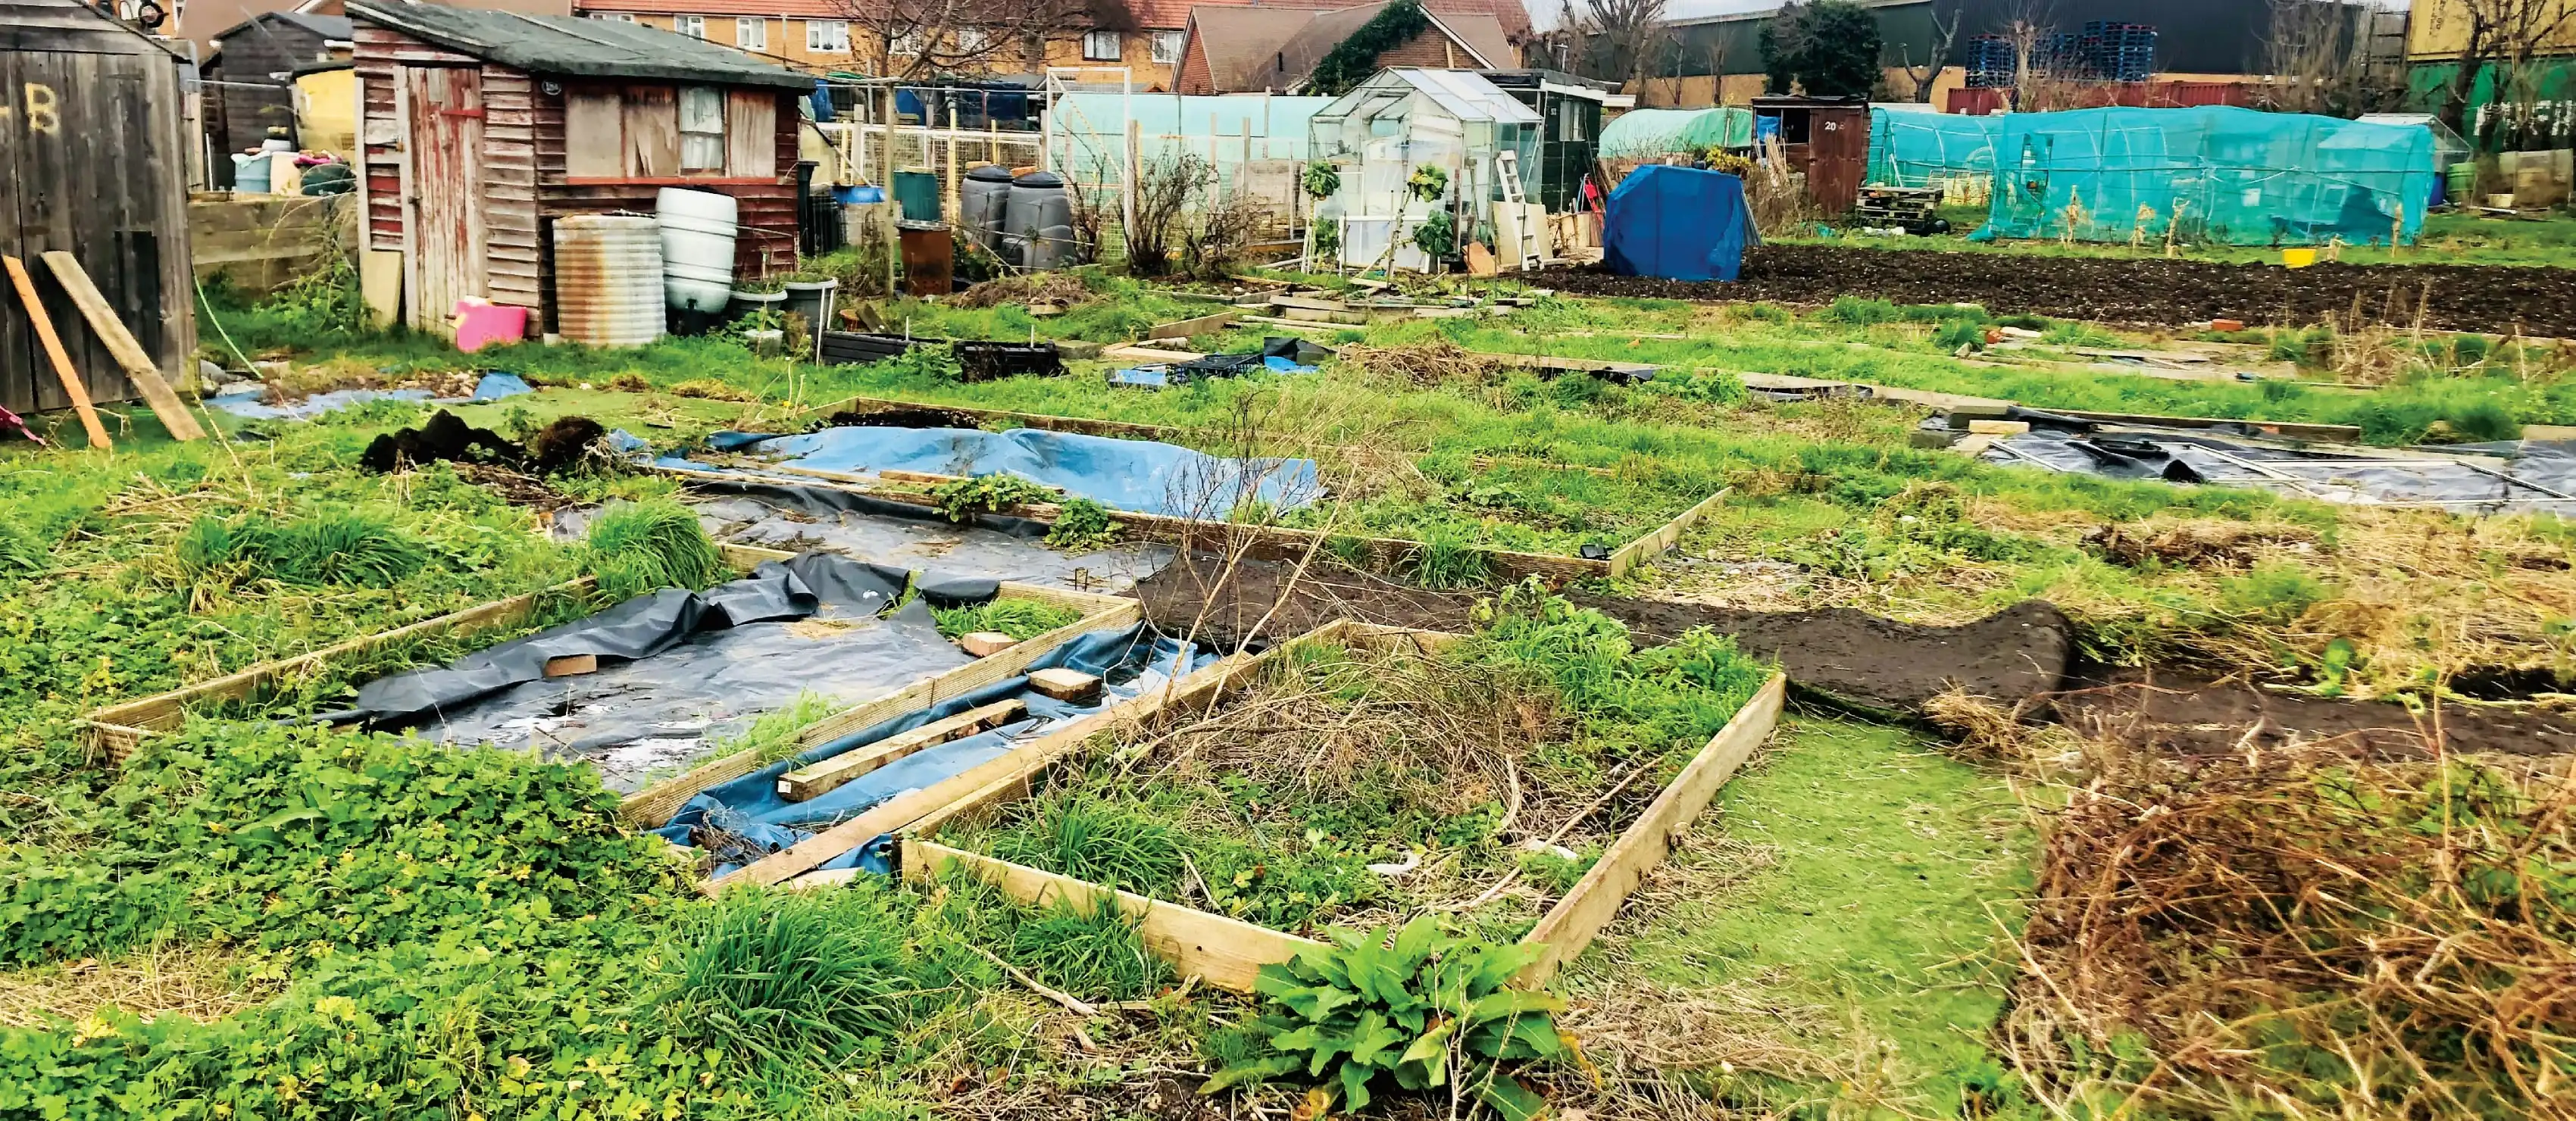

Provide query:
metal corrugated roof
left=347, top=1, right=815, bottom=89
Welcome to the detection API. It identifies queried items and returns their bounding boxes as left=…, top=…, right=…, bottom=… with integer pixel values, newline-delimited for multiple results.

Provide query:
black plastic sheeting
left=1968, top=409, right=2576, bottom=514
left=557, top=479, right=1177, bottom=593
left=333, top=554, right=989, bottom=792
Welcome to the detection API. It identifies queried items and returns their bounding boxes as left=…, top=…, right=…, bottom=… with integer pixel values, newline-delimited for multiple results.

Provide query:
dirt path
left=2046, top=668, right=2575, bottom=758
left=1537, top=246, right=2576, bottom=336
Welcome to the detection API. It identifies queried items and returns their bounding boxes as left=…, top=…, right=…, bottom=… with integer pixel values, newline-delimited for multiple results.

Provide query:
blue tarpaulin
left=1603, top=165, right=1760, bottom=283
left=651, top=623, right=1216, bottom=876
left=730, top=425, right=1324, bottom=519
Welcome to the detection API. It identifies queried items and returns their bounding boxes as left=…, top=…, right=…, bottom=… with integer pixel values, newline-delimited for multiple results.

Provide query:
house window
left=736, top=17, right=766, bottom=51
left=1150, top=30, right=1183, bottom=64
left=589, top=12, right=636, bottom=21
left=889, top=26, right=923, bottom=56
left=1082, top=29, right=1120, bottom=61
left=680, top=85, right=726, bottom=172
left=955, top=27, right=989, bottom=55
left=674, top=14, right=705, bottom=37
left=808, top=19, right=850, bottom=53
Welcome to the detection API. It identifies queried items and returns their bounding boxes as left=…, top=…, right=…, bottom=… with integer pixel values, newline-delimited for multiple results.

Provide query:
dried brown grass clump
left=951, top=273, right=1093, bottom=311
left=2002, top=749, right=2576, bottom=1118
left=1332, top=339, right=1495, bottom=385
left=0, top=942, right=277, bottom=1029
left=2083, top=519, right=2321, bottom=568
left=1923, top=689, right=2093, bottom=779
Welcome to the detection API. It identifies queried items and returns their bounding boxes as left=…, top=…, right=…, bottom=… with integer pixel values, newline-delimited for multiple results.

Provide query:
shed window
left=1556, top=98, right=1587, bottom=141
left=680, top=86, right=726, bottom=172
left=1082, top=30, right=1120, bottom=61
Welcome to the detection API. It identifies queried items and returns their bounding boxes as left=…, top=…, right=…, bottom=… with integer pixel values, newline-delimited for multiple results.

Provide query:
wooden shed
left=345, top=2, right=813, bottom=336
left=1752, top=94, right=1869, bottom=217
left=201, top=11, right=352, bottom=187
left=0, top=0, right=199, bottom=417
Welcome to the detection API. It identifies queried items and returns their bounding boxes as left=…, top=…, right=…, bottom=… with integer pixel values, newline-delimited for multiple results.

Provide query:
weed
left=1819, top=296, right=1902, bottom=325
left=1409, top=527, right=1493, bottom=589
left=1934, top=320, right=1989, bottom=352
left=1005, top=896, right=1174, bottom=1001
left=932, top=473, right=1057, bottom=520
left=277, top=511, right=429, bottom=586
left=987, top=788, right=1186, bottom=895
left=586, top=499, right=727, bottom=601
left=2219, top=560, right=2334, bottom=624
left=655, top=885, right=922, bottom=1068
left=1046, top=496, right=1122, bottom=551
left=930, top=598, right=1083, bottom=641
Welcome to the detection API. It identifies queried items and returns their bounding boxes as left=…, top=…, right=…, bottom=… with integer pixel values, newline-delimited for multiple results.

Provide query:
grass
left=929, top=598, right=1086, bottom=641
left=1776, top=209, right=2576, bottom=270
left=585, top=498, right=730, bottom=601
left=1555, top=717, right=2037, bottom=1117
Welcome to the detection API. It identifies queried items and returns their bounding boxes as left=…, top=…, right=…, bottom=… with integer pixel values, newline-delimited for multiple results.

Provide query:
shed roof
left=214, top=11, right=355, bottom=40
left=345, top=1, right=814, bottom=88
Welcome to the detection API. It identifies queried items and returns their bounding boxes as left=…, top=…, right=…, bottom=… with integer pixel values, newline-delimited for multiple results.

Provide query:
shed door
left=405, top=65, right=486, bottom=334
left=1808, top=108, right=1868, bottom=217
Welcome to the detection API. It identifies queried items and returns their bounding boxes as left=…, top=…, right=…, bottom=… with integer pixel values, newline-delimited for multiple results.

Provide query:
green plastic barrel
left=2447, top=161, right=2478, bottom=204
left=893, top=170, right=942, bottom=222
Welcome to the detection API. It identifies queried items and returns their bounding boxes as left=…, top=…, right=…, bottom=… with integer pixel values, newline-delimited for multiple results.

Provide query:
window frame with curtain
left=808, top=19, right=850, bottom=53
left=679, top=85, right=727, bottom=173
left=736, top=17, right=766, bottom=51
left=1081, top=29, right=1119, bottom=61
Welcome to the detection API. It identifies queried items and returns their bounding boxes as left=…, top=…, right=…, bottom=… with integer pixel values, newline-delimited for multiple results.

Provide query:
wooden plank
left=905, top=841, right=1321, bottom=994
left=1145, top=309, right=1239, bottom=341
left=776, top=698, right=1027, bottom=802
left=1606, top=487, right=1727, bottom=579
left=38, top=252, right=203, bottom=441
left=2, top=255, right=108, bottom=449
left=564, top=89, right=623, bottom=177
left=623, top=86, right=680, bottom=177
left=1515, top=673, right=1786, bottom=986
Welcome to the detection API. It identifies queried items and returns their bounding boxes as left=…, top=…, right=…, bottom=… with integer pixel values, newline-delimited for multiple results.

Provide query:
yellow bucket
left=2281, top=248, right=2318, bottom=268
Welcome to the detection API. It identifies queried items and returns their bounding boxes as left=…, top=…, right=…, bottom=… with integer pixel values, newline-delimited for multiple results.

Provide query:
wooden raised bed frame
left=882, top=620, right=1790, bottom=991
left=76, top=543, right=1139, bottom=835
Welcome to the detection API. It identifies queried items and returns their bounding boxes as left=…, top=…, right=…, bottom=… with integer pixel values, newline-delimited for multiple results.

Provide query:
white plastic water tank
left=655, top=187, right=739, bottom=313
left=553, top=215, right=666, bottom=347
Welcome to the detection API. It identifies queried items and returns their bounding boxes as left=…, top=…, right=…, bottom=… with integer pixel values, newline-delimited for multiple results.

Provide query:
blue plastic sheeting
left=209, top=372, right=530, bottom=420
left=651, top=623, right=1218, bottom=876
left=472, top=373, right=533, bottom=401
left=1604, top=165, right=1761, bottom=283
left=1978, top=107, right=2437, bottom=246
left=208, top=386, right=431, bottom=420
left=734, top=426, right=1324, bottom=519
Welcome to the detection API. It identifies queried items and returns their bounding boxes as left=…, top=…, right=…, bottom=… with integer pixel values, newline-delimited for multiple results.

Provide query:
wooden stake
left=3, top=254, right=111, bottom=450
left=39, top=252, right=206, bottom=442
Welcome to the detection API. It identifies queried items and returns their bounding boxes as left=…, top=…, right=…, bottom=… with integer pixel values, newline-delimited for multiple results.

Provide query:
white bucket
left=656, top=187, right=739, bottom=313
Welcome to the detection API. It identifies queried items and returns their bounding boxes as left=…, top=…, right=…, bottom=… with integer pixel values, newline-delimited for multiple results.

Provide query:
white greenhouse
left=1308, top=68, right=1540, bottom=272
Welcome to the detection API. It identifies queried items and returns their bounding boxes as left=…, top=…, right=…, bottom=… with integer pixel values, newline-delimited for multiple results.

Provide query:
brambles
left=1205, top=914, right=1568, bottom=1121
left=584, top=498, right=727, bottom=601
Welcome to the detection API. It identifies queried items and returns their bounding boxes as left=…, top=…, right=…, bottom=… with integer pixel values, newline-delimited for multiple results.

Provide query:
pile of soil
left=2045, top=667, right=2576, bottom=758
left=950, top=273, right=1092, bottom=311
left=360, top=411, right=606, bottom=477
left=1133, top=555, right=2074, bottom=712
left=359, top=410, right=521, bottom=473
left=1536, top=245, right=2576, bottom=336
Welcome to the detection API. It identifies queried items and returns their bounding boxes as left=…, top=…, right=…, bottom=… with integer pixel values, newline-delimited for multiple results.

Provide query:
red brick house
left=1174, top=0, right=1522, bottom=95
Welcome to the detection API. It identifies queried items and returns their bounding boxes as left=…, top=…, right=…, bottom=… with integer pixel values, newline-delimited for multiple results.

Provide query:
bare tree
left=2265, top=0, right=2404, bottom=118
left=833, top=0, right=1115, bottom=81
left=1894, top=0, right=1963, bottom=103
left=1555, top=0, right=1674, bottom=88
left=2431, top=0, right=2576, bottom=149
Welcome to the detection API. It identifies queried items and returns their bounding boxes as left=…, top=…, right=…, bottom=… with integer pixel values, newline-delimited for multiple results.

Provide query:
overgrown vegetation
left=931, top=597, right=1085, bottom=641
left=583, top=498, right=728, bottom=601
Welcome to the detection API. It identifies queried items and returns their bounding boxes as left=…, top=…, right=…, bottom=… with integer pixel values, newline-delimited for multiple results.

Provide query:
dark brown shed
left=1752, top=94, right=1868, bottom=217
left=0, top=0, right=199, bottom=417
left=345, top=1, right=813, bottom=338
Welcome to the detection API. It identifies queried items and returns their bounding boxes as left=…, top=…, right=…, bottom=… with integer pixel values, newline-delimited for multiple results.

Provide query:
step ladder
left=1494, top=152, right=1543, bottom=270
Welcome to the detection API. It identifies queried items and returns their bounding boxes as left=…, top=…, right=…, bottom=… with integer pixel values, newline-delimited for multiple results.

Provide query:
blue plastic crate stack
left=2081, top=20, right=2156, bottom=83
left=1966, top=35, right=2016, bottom=89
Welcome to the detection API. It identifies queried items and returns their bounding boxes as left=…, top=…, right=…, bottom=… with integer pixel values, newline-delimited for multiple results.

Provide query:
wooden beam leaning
left=3, top=254, right=111, bottom=450
left=776, top=698, right=1027, bottom=802
left=907, top=841, right=1322, bottom=994
left=40, top=251, right=207, bottom=441
left=1514, top=672, right=1787, bottom=987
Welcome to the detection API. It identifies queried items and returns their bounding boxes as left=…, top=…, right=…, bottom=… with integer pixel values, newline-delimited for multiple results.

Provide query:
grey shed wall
left=0, top=0, right=199, bottom=416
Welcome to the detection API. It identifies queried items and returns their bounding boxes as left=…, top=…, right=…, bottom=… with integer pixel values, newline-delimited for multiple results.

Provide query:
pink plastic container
left=452, top=299, right=529, bottom=354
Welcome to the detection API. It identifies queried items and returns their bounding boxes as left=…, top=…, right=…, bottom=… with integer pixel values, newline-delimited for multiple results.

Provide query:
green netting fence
left=1974, top=105, right=2437, bottom=246
left=1599, top=107, right=1755, bottom=159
